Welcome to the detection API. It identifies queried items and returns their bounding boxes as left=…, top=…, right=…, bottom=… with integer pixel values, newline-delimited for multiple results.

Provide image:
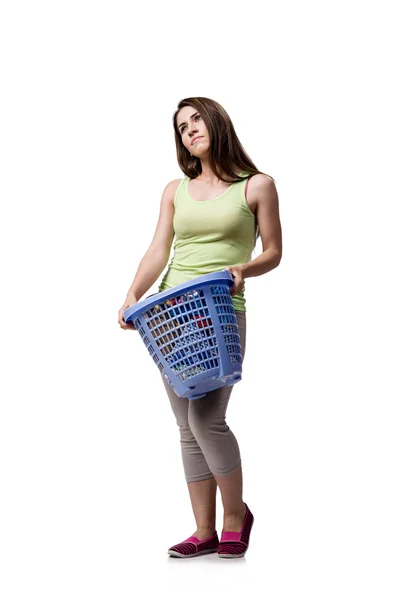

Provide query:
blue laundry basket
left=123, top=270, right=243, bottom=400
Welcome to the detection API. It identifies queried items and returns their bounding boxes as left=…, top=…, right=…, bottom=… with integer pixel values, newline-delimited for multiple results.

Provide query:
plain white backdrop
left=1, top=1, right=399, bottom=598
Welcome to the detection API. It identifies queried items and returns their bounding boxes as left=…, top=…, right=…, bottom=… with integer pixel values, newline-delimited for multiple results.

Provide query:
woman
left=118, top=97, right=282, bottom=558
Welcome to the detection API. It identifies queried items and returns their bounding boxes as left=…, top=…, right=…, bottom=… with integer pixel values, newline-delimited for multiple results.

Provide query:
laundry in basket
left=124, top=270, right=243, bottom=400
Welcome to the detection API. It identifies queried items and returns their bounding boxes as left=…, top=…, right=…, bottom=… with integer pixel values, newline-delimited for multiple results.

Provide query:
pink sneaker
left=218, top=503, right=254, bottom=558
left=168, top=532, right=219, bottom=558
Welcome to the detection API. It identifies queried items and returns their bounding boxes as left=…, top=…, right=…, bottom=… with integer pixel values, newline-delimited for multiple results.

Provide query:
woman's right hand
left=118, top=293, right=138, bottom=330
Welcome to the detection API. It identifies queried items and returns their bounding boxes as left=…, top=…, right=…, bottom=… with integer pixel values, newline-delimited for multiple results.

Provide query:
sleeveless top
left=158, top=171, right=256, bottom=312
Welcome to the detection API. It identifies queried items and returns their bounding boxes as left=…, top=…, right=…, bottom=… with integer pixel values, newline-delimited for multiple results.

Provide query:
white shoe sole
left=168, top=548, right=218, bottom=558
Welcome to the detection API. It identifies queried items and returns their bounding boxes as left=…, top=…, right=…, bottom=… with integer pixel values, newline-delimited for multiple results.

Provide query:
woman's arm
left=125, top=250, right=169, bottom=302
left=225, top=175, right=282, bottom=295
left=242, top=174, right=282, bottom=278
left=125, top=179, right=180, bottom=301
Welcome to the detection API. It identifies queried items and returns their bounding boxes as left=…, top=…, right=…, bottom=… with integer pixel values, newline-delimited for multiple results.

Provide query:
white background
left=1, top=1, right=399, bottom=598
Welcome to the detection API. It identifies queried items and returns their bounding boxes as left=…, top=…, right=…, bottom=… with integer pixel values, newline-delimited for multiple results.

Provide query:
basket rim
left=124, top=269, right=234, bottom=324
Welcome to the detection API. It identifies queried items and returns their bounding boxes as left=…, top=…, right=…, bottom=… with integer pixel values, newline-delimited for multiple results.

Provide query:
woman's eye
left=181, top=115, right=201, bottom=134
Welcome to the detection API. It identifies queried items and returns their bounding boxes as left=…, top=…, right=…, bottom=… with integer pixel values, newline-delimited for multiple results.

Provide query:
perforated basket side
left=136, top=287, right=221, bottom=385
left=128, top=273, right=242, bottom=398
left=209, top=284, right=242, bottom=365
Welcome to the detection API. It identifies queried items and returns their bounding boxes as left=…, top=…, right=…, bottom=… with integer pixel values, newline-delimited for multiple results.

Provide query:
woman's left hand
left=224, top=265, right=245, bottom=296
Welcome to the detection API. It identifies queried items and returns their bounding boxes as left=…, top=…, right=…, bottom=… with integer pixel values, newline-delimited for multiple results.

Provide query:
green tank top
left=158, top=171, right=256, bottom=312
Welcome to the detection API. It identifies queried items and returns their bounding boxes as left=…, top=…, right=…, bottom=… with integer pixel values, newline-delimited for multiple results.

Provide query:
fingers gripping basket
left=123, top=270, right=243, bottom=400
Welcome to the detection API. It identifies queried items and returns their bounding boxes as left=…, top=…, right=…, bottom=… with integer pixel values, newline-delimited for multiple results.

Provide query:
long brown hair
left=173, top=96, right=275, bottom=246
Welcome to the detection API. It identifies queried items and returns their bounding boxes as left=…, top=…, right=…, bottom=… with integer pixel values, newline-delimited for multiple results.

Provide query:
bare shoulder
left=161, top=178, right=183, bottom=207
left=165, top=178, right=183, bottom=192
left=246, top=173, right=277, bottom=213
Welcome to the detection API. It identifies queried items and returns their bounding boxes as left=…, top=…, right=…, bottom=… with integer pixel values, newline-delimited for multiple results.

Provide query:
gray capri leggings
left=161, top=310, right=246, bottom=483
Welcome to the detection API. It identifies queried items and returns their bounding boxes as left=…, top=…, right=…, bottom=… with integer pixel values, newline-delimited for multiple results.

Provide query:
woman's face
left=177, top=106, right=210, bottom=157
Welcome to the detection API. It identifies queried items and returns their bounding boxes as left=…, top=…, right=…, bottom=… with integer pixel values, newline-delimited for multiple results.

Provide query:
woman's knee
left=188, top=412, right=228, bottom=443
left=178, top=422, right=196, bottom=443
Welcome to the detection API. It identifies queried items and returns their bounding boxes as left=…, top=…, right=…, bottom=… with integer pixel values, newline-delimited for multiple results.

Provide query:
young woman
left=118, top=97, right=282, bottom=558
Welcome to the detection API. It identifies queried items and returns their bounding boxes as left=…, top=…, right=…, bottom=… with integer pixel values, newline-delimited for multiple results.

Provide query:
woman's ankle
left=193, top=527, right=216, bottom=540
left=223, top=501, right=247, bottom=531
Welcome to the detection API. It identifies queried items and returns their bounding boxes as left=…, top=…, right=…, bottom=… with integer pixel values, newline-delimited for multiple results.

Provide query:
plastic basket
left=123, top=270, right=243, bottom=400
